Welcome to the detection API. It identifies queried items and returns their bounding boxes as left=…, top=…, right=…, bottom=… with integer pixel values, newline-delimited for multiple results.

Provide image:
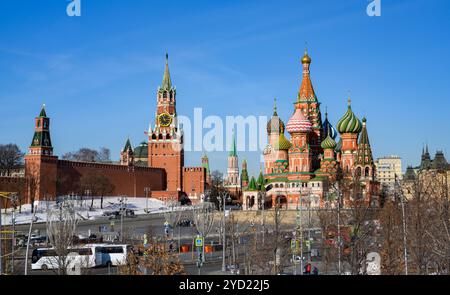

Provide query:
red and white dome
left=286, top=108, right=312, bottom=133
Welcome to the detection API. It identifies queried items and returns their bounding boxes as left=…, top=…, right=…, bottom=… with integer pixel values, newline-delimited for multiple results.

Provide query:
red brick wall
left=0, top=177, right=27, bottom=208
left=183, top=167, right=206, bottom=203
left=56, top=160, right=166, bottom=198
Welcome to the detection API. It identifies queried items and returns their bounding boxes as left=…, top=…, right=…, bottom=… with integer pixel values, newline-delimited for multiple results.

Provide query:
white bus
left=31, top=245, right=98, bottom=271
left=95, top=244, right=132, bottom=267
left=31, top=244, right=132, bottom=270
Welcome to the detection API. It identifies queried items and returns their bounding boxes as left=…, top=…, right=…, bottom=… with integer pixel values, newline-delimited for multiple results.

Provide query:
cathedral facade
left=242, top=50, right=380, bottom=209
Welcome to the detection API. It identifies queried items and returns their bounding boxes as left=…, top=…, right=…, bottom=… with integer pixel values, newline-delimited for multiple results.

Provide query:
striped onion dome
left=274, top=133, right=292, bottom=150
left=321, top=134, right=337, bottom=150
left=337, top=100, right=362, bottom=134
left=286, top=108, right=312, bottom=133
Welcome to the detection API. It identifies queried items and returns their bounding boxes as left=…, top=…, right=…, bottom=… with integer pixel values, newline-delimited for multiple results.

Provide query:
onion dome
left=321, top=134, right=337, bottom=150
left=322, top=110, right=337, bottom=139
left=267, top=98, right=285, bottom=134
left=286, top=108, right=312, bottom=133
left=337, top=98, right=362, bottom=134
left=301, top=50, right=311, bottom=64
left=274, top=133, right=292, bottom=150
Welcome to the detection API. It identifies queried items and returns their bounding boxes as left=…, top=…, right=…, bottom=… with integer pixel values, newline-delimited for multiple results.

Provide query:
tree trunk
left=101, top=196, right=104, bottom=209
left=90, top=196, right=94, bottom=210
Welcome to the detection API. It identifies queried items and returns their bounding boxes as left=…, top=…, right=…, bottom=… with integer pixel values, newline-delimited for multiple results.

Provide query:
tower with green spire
left=29, top=104, right=53, bottom=156
left=148, top=54, right=184, bottom=192
left=226, top=129, right=239, bottom=187
left=120, top=138, right=134, bottom=166
left=25, top=104, right=58, bottom=202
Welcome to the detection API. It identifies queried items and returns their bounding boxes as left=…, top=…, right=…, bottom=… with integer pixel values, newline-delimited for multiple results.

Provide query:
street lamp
left=118, top=196, right=127, bottom=242
left=144, top=187, right=151, bottom=214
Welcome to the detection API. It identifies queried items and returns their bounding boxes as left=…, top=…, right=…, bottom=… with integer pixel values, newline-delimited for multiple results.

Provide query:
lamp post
left=298, top=196, right=304, bottom=275
left=118, top=196, right=127, bottom=242
left=337, top=191, right=342, bottom=275
left=221, top=192, right=228, bottom=272
left=144, top=187, right=151, bottom=213
left=395, top=175, right=408, bottom=275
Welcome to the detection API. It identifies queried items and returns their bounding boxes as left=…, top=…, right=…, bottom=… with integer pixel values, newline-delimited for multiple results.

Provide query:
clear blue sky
left=1, top=0, right=449, bottom=177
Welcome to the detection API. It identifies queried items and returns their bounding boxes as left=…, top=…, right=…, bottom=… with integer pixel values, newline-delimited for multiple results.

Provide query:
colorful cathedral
left=242, top=50, right=380, bottom=209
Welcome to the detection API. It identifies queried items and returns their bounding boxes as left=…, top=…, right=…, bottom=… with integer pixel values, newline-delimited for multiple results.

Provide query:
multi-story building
left=374, top=156, right=402, bottom=190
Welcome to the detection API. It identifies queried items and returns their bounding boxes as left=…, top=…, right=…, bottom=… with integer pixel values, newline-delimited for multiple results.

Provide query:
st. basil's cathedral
left=240, top=50, right=380, bottom=209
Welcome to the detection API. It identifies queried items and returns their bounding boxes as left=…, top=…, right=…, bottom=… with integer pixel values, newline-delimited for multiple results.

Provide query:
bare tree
left=379, top=200, right=405, bottom=275
left=0, top=144, right=24, bottom=176
left=62, top=147, right=111, bottom=163
left=80, top=171, right=114, bottom=210
left=46, top=201, right=79, bottom=275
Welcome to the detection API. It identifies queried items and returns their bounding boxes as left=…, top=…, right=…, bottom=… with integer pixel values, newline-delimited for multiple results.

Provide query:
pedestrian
left=313, top=266, right=319, bottom=275
left=304, top=263, right=312, bottom=275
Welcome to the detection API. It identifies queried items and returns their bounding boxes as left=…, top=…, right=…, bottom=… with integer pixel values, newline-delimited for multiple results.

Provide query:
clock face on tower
left=158, top=112, right=172, bottom=127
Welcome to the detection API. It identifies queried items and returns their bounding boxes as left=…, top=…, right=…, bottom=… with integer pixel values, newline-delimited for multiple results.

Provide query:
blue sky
left=0, top=0, right=449, bottom=177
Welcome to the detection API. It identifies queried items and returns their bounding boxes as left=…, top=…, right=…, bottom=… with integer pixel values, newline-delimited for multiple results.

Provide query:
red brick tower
left=148, top=54, right=184, bottom=193
left=120, top=138, right=134, bottom=166
left=286, top=108, right=313, bottom=181
left=294, top=49, right=323, bottom=171
left=336, top=98, right=362, bottom=176
left=24, top=105, right=58, bottom=201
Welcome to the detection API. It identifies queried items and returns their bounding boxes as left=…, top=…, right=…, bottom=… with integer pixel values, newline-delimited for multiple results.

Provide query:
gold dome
left=301, top=51, right=311, bottom=64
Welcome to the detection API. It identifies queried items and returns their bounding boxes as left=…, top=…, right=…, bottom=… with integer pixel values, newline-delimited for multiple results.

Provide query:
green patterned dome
left=274, top=133, right=292, bottom=150
left=337, top=100, right=362, bottom=134
left=321, top=134, right=337, bottom=150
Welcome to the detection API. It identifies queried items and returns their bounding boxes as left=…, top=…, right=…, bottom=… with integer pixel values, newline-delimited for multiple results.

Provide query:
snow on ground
left=1, top=197, right=169, bottom=226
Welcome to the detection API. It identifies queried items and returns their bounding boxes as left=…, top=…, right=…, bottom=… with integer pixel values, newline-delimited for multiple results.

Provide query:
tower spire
left=273, top=98, right=278, bottom=115
left=229, top=129, right=237, bottom=157
left=161, top=53, right=172, bottom=91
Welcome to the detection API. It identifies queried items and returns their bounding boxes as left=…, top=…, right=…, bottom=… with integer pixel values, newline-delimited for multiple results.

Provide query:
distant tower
left=202, top=154, right=211, bottom=185
left=241, top=159, right=249, bottom=188
left=226, top=130, right=239, bottom=186
left=337, top=98, right=362, bottom=176
left=420, top=144, right=432, bottom=170
left=354, top=118, right=375, bottom=180
left=294, top=49, right=323, bottom=170
left=263, top=98, right=291, bottom=176
left=120, top=138, right=134, bottom=166
left=24, top=105, right=58, bottom=202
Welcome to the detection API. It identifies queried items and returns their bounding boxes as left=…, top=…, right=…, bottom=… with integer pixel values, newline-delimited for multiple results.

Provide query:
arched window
left=158, top=134, right=163, bottom=140
left=365, top=167, right=370, bottom=177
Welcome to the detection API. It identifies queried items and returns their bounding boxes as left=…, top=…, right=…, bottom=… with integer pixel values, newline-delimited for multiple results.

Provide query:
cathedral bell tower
left=147, top=54, right=184, bottom=193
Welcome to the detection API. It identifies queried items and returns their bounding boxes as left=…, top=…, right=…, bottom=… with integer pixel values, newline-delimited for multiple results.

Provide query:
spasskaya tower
left=147, top=54, right=184, bottom=193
